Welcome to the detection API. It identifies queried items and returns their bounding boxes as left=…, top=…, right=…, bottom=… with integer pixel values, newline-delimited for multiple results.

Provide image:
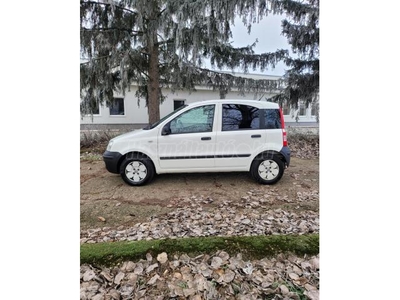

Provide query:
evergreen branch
left=80, top=0, right=138, bottom=16
left=272, top=0, right=318, bottom=19
left=164, top=62, right=285, bottom=97
left=158, top=8, right=166, bottom=17
left=130, top=60, right=150, bottom=80
left=285, top=58, right=319, bottom=72
left=210, top=46, right=289, bottom=72
left=81, top=27, right=144, bottom=36
left=80, top=55, right=111, bottom=65
left=196, top=67, right=235, bottom=76
left=281, top=19, right=318, bottom=59
left=155, top=38, right=175, bottom=46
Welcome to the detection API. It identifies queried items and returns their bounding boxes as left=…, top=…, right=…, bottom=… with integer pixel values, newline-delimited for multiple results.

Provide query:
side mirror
left=162, top=124, right=171, bottom=136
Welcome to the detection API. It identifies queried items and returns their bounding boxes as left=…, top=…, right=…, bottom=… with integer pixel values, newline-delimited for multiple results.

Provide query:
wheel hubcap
left=258, top=160, right=279, bottom=180
left=125, top=161, right=147, bottom=182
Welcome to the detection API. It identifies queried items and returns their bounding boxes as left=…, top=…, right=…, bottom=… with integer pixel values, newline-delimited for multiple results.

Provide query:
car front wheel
left=251, top=155, right=284, bottom=184
left=120, top=156, right=154, bottom=186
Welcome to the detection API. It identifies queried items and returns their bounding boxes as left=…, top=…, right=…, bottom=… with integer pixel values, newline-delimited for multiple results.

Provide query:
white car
left=103, top=99, right=290, bottom=186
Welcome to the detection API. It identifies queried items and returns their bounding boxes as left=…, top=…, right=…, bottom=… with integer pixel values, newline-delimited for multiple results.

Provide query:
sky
left=229, top=14, right=290, bottom=76
left=201, top=13, right=290, bottom=76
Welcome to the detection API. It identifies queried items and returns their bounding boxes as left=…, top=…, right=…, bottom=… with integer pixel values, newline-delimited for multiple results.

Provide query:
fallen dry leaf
left=157, top=252, right=168, bottom=264
left=305, top=289, right=320, bottom=300
left=280, top=284, right=289, bottom=295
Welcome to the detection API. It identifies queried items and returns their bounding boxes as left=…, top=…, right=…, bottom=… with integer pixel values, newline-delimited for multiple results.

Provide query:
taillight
left=279, top=108, right=288, bottom=147
left=282, top=129, right=288, bottom=147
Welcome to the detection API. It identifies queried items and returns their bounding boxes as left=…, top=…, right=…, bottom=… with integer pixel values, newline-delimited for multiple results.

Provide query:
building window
left=299, top=103, right=306, bottom=116
left=311, top=101, right=318, bottom=116
left=91, top=106, right=100, bottom=115
left=88, top=102, right=100, bottom=115
left=174, top=100, right=185, bottom=110
left=109, top=98, right=125, bottom=115
left=282, top=102, right=290, bottom=115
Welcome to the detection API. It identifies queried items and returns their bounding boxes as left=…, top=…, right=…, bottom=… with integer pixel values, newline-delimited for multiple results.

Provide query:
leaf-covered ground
left=80, top=133, right=319, bottom=299
left=81, top=251, right=319, bottom=300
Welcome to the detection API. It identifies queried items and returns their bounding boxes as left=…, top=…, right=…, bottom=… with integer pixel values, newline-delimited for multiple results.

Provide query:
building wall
left=80, top=85, right=317, bottom=129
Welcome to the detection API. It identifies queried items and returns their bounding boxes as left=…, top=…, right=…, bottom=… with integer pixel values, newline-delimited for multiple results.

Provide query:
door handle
left=251, top=134, right=261, bottom=138
left=201, top=137, right=211, bottom=140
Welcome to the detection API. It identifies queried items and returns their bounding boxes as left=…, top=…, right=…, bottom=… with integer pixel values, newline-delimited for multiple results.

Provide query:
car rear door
left=215, top=103, right=266, bottom=168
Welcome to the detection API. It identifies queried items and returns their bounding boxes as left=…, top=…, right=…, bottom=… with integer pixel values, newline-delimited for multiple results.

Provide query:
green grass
left=81, top=234, right=319, bottom=266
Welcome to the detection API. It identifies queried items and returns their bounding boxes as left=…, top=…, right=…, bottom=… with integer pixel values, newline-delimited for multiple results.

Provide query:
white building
left=80, top=72, right=318, bottom=130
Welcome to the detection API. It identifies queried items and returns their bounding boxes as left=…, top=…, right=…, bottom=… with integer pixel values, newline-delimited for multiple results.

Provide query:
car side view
left=103, top=99, right=290, bottom=186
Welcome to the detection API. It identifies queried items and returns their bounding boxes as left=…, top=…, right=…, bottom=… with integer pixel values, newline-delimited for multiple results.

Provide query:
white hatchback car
left=103, top=99, right=290, bottom=186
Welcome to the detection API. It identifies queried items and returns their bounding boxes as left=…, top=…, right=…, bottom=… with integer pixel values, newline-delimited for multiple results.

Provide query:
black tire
left=250, top=155, right=284, bottom=185
left=120, top=156, right=155, bottom=186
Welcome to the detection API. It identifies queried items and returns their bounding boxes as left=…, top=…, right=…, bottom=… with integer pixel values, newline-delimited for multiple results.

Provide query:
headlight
left=106, top=140, right=114, bottom=151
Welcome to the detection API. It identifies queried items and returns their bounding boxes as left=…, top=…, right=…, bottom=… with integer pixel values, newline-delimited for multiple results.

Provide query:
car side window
left=222, top=105, right=282, bottom=130
left=168, top=105, right=215, bottom=134
left=222, top=104, right=260, bottom=131
left=265, top=109, right=282, bottom=129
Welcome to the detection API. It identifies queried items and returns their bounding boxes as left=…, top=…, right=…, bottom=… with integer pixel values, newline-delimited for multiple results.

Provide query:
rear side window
left=222, top=104, right=260, bottom=131
left=222, top=104, right=282, bottom=130
left=265, top=109, right=282, bottom=129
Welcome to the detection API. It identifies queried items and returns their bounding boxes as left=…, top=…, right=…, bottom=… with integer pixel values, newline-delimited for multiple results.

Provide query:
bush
left=80, top=130, right=124, bottom=150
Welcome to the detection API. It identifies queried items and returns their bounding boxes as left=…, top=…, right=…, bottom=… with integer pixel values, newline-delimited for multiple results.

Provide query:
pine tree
left=80, top=0, right=290, bottom=124
left=270, top=0, right=319, bottom=118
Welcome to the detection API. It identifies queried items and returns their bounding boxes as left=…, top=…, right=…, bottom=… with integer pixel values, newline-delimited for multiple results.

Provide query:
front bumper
left=103, top=151, right=123, bottom=174
left=280, top=146, right=291, bottom=167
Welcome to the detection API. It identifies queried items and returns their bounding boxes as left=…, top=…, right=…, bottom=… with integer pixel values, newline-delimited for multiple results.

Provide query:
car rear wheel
left=251, top=155, right=284, bottom=184
left=120, top=156, right=154, bottom=186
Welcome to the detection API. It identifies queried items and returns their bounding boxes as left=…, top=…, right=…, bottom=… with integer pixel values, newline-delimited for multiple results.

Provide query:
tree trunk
left=147, top=30, right=160, bottom=125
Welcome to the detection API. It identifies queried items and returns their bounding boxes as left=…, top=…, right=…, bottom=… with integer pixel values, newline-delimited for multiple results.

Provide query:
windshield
left=143, top=104, right=188, bottom=130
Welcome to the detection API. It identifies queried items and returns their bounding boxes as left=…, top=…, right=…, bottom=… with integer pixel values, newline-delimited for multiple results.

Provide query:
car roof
left=187, top=99, right=280, bottom=109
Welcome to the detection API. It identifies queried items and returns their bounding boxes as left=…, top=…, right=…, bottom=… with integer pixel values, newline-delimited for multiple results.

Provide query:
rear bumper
left=280, top=146, right=291, bottom=167
left=103, top=151, right=122, bottom=174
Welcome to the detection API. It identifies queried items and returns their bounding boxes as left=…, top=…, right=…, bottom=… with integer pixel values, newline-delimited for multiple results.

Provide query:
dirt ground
left=80, top=155, right=319, bottom=231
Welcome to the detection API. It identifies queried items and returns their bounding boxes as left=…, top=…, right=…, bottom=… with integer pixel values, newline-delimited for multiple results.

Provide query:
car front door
left=158, top=104, right=216, bottom=170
